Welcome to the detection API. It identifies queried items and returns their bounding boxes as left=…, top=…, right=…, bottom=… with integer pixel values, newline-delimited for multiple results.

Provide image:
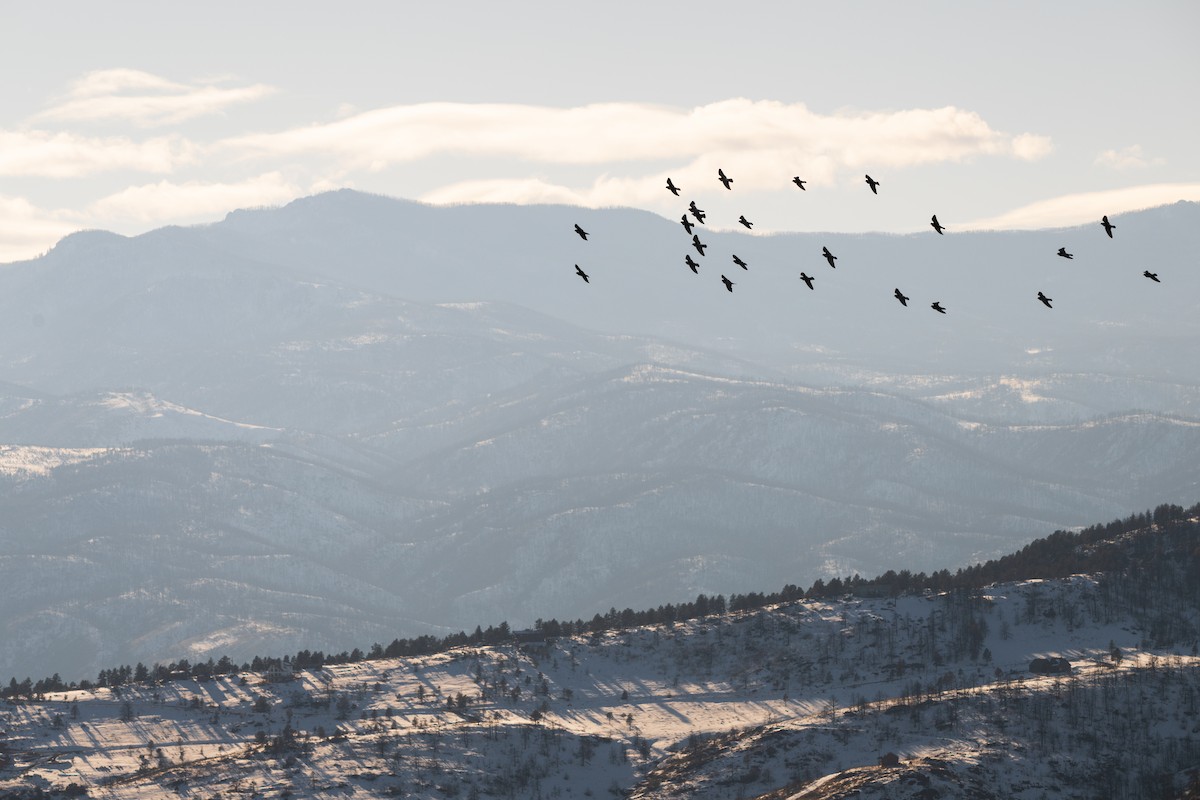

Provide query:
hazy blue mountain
left=0, top=191, right=1197, bottom=681
left=7, top=191, right=1199, bottom=391
left=197, top=191, right=1200, bottom=378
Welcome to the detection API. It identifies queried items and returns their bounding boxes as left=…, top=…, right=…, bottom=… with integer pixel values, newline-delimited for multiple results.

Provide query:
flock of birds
left=571, top=171, right=1162, bottom=314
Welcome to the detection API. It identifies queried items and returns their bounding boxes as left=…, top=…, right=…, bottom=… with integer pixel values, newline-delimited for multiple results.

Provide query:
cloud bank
left=87, top=173, right=304, bottom=222
left=0, top=129, right=193, bottom=177
left=1095, top=145, right=1166, bottom=171
left=960, top=183, right=1200, bottom=231
left=227, top=99, right=1051, bottom=179
left=24, top=68, right=1175, bottom=262
left=0, top=196, right=81, bottom=262
left=34, top=69, right=276, bottom=127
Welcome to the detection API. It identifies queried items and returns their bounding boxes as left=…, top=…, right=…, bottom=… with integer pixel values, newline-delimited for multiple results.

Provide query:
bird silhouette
left=732, top=254, right=748, bottom=270
left=574, top=224, right=588, bottom=241
left=718, top=169, right=733, bottom=190
left=894, top=288, right=909, bottom=306
left=666, top=178, right=680, bottom=196
left=799, top=272, right=815, bottom=290
left=681, top=214, right=694, bottom=235
left=865, top=175, right=880, bottom=194
left=1037, top=291, right=1053, bottom=308
left=822, top=246, right=838, bottom=268
left=792, top=177, right=807, bottom=190
left=689, top=201, right=706, bottom=224
left=692, top=234, right=707, bottom=256
left=931, top=301, right=946, bottom=314
left=721, top=274, right=734, bottom=292
left=1143, top=270, right=1160, bottom=283
left=1057, top=247, right=1073, bottom=259
left=685, top=254, right=700, bottom=274
left=574, top=264, right=589, bottom=283
left=738, top=215, right=753, bottom=230
left=931, top=215, right=945, bottom=235
left=1101, top=215, right=1116, bottom=238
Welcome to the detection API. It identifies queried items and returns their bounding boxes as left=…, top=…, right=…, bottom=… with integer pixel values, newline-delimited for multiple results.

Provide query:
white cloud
left=0, top=129, right=194, bottom=177
left=86, top=173, right=303, bottom=223
left=422, top=178, right=591, bottom=207
left=323, top=100, right=1053, bottom=211
left=1012, top=133, right=1055, bottom=161
left=0, top=195, right=83, bottom=263
left=35, top=68, right=275, bottom=127
left=224, top=100, right=1052, bottom=181
left=0, top=175, right=308, bottom=264
left=1096, top=145, right=1165, bottom=171
left=960, top=183, right=1200, bottom=231
left=0, top=83, right=1072, bottom=257
left=423, top=170, right=702, bottom=209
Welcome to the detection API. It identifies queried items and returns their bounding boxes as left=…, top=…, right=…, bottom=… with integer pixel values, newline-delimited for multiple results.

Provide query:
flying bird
left=689, top=201, right=706, bottom=224
left=792, top=177, right=807, bottom=190
left=692, top=234, right=707, bottom=256
left=574, top=224, right=588, bottom=241
left=738, top=215, right=753, bottom=229
left=865, top=174, right=880, bottom=194
left=1101, top=215, right=1116, bottom=238
left=718, top=169, right=733, bottom=190
left=681, top=214, right=694, bottom=235
left=799, top=272, right=815, bottom=290
left=931, top=215, right=945, bottom=235
left=931, top=301, right=946, bottom=314
left=574, top=264, right=589, bottom=283
left=1143, top=270, right=1160, bottom=283
left=721, top=274, right=734, bottom=292
left=822, top=246, right=838, bottom=268
left=1037, top=291, right=1053, bottom=308
left=1057, top=247, right=1073, bottom=259
left=894, top=288, right=909, bottom=306
left=666, top=178, right=680, bottom=196
left=732, top=254, right=748, bottom=270
left=685, top=254, right=700, bottom=274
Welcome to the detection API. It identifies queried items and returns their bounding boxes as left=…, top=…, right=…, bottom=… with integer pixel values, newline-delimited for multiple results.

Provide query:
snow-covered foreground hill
left=4, top=535, right=1198, bottom=799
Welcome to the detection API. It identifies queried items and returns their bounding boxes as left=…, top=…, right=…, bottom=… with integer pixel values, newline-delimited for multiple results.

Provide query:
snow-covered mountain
left=1, top=191, right=1198, bottom=681
left=3, top=513, right=1197, bottom=799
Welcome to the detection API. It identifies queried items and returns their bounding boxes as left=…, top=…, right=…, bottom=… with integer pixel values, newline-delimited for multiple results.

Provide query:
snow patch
left=0, top=445, right=113, bottom=476
left=97, top=391, right=282, bottom=431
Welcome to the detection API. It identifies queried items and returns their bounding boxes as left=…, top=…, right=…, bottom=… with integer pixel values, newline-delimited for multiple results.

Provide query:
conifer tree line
left=4, top=501, right=1197, bottom=700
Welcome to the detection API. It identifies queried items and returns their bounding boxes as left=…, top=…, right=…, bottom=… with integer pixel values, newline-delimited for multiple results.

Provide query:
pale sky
left=1, top=0, right=1197, bottom=262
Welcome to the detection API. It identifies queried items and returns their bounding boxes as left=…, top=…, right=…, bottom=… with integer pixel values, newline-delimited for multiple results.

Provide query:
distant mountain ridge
left=0, top=191, right=1198, bottom=681
left=12, top=191, right=1200, bottom=378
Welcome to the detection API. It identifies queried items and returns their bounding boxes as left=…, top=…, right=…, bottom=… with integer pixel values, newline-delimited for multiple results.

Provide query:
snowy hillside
left=3, top=515, right=1198, bottom=799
